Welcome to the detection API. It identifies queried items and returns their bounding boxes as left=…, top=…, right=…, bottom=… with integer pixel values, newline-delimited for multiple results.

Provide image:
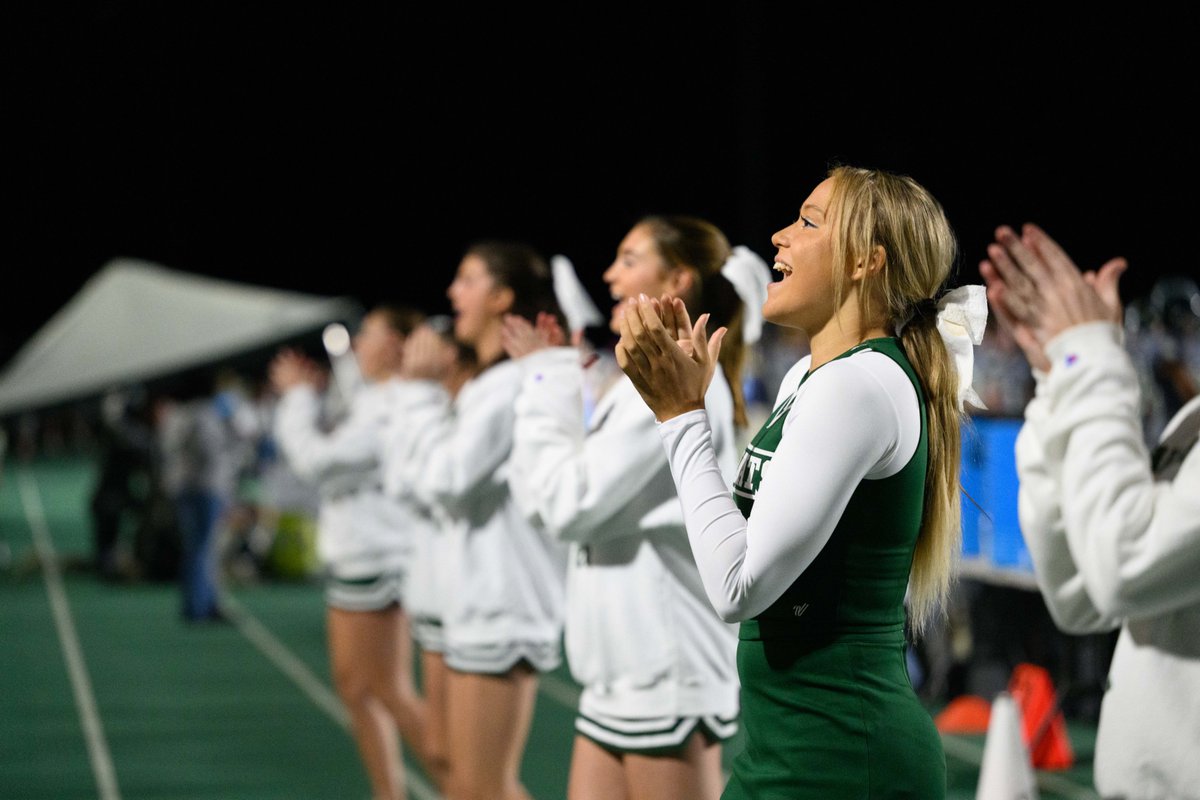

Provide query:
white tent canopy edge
left=0, top=258, right=360, bottom=416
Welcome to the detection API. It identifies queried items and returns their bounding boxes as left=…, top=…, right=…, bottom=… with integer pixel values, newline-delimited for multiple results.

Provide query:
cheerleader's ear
left=850, top=245, right=887, bottom=281
left=665, top=264, right=698, bottom=300
left=486, top=284, right=516, bottom=316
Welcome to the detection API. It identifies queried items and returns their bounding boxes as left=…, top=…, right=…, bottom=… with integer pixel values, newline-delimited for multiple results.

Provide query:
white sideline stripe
left=220, top=593, right=350, bottom=727
left=221, top=592, right=441, bottom=800
left=941, top=733, right=1098, bottom=799
left=19, top=471, right=122, bottom=800
left=536, top=670, right=582, bottom=711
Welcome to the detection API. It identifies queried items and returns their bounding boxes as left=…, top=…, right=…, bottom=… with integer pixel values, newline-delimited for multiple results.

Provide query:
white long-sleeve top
left=383, top=359, right=567, bottom=658
left=508, top=347, right=740, bottom=719
left=657, top=348, right=921, bottom=624
left=273, top=380, right=416, bottom=579
left=1015, top=321, right=1200, bottom=800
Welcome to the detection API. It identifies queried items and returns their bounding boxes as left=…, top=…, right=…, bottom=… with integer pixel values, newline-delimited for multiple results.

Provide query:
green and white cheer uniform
left=659, top=338, right=944, bottom=799
left=380, top=378, right=461, bottom=651
left=1017, top=322, right=1200, bottom=799
left=509, top=347, right=740, bottom=753
left=384, top=359, right=567, bottom=674
left=275, top=380, right=416, bottom=609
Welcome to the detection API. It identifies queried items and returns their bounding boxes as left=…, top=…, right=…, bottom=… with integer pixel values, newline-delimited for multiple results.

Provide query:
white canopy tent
left=0, top=259, right=360, bottom=416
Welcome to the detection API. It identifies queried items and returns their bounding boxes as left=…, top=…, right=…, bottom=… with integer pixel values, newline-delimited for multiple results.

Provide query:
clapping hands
left=269, top=348, right=324, bottom=393
left=500, top=312, right=568, bottom=360
left=400, top=324, right=460, bottom=381
left=615, top=294, right=726, bottom=422
left=980, top=223, right=1126, bottom=373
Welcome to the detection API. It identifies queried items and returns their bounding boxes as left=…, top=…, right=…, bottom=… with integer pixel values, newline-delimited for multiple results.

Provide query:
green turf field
left=1, top=457, right=1100, bottom=799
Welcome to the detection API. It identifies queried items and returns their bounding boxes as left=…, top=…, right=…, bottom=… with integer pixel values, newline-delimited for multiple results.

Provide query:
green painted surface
left=0, top=458, right=1100, bottom=798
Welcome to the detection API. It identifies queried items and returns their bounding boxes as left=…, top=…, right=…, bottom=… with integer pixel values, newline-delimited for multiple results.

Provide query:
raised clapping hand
left=400, top=324, right=458, bottom=381
left=269, top=348, right=324, bottom=393
left=500, top=312, right=567, bottom=360
left=615, top=294, right=726, bottom=422
left=980, top=223, right=1126, bottom=373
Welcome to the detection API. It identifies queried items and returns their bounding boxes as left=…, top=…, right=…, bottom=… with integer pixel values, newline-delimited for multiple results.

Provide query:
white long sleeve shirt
left=1015, top=321, right=1200, bottom=800
left=657, top=349, right=921, bottom=624
left=383, top=359, right=567, bottom=661
left=508, top=347, right=740, bottom=719
left=273, top=380, right=415, bottom=579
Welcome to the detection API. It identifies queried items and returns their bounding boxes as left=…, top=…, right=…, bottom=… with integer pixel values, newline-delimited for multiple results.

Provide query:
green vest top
left=733, top=337, right=928, bottom=643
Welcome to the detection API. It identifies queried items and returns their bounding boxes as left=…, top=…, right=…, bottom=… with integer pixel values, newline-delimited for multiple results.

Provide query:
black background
left=10, top=5, right=1198, bottom=370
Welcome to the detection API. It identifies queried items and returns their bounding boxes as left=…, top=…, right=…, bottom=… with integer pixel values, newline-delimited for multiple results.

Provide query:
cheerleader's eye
left=801, top=216, right=817, bottom=230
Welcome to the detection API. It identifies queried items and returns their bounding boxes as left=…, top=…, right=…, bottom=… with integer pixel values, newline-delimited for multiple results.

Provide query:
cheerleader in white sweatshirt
left=504, top=217, right=770, bottom=800
left=270, top=306, right=429, bottom=800
left=383, top=242, right=568, bottom=800
left=983, top=223, right=1200, bottom=800
left=385, top=321, right=476, bottom=793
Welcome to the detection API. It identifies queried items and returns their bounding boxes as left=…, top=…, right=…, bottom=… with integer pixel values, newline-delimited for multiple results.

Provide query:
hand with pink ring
left=980, top=223, right=1126, bottom=373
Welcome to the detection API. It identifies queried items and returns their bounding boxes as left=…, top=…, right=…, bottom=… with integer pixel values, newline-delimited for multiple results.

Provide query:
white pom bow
left=932, top=284, right=988, bottom=412
left=550, top=254, right=604, bottom=334
left=721, top=246, right=772, bottom=344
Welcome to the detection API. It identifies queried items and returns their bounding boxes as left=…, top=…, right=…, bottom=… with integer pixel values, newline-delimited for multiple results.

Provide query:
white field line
left=18, top=470, right=122, bottom=800
left=536, top=670, right=582, bottom=711
left=221, top=592, right=441, bottom=800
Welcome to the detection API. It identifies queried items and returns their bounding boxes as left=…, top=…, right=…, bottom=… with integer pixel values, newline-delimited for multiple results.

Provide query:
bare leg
left=420, top=650, right=451, bottom=790
left=624, top=731, right=724, bottom=800
left=329, top=606, right=429, bottom=800
left=567, top=735, right=628, bottom=800
left=370, top=608, right=430, bottom=760
left=445, top=664, right=538, bottom=800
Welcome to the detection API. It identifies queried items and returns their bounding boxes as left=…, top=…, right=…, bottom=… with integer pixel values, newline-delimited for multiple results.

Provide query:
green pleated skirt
left=724, top=626, right=945, bottom=799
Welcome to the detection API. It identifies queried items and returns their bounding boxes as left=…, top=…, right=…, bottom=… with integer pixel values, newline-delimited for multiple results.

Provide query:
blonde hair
left=826, top=165, right=961, bottom=637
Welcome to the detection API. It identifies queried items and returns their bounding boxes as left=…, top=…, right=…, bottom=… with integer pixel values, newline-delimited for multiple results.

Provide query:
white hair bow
left=721, top=246, right=772, bottom=344
left=932, top=284, right=988, bottom=412
left=551, top=254, right=604, bottom=334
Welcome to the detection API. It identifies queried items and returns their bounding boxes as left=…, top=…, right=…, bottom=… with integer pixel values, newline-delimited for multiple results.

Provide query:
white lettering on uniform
left=747, top=456, right=763, bottom=484
left=734, top=452, right=752, bottom=490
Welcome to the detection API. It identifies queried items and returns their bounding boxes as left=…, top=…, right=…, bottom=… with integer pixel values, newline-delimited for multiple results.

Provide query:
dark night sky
left=9, top=5, right=1199, bottom=372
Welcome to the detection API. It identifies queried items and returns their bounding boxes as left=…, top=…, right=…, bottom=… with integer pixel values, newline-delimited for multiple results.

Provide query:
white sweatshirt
left=508, top=347, right=740, bottom=720
left=383, top=359, right=567, bottom=665
left=273, top=380, right=416, bottom=580
left=1015, top=321, right=1200, bottom=800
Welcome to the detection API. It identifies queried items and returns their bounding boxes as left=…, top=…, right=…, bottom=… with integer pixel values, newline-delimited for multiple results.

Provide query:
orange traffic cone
left=1008, top=663, right=1075, bottom=770
left=934, top=694, right=992, bottom=734
left=976, top=692, right=1039, bottom=800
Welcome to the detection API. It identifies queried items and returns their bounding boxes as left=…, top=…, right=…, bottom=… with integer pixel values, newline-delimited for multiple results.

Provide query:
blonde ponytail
left=899, top=312, right=962, bottom=635
left=826, top=165, right=962, bottom=636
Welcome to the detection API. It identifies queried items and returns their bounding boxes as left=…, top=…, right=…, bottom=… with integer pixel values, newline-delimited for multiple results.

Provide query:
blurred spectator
left=0, top=427, right=8, bottom=572
left=1126, top=275, right=1200, bottom=445
left=90, top=387, right=156, bottom=580
left=156, top=371, right=258, bottom=622
left=16, top=411, right=38, bottom=461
